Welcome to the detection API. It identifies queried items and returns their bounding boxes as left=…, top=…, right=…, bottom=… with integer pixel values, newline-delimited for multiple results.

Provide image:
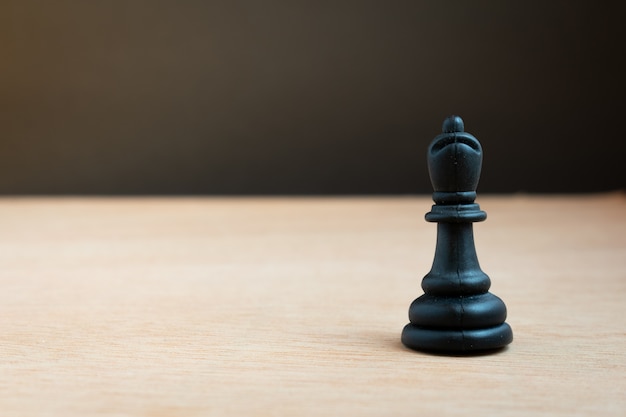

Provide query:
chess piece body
left=401, top=116, right=513, bottom=353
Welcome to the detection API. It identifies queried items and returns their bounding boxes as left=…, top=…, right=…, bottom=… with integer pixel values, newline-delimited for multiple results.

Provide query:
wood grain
left=1, top=194, right=624, bottom=416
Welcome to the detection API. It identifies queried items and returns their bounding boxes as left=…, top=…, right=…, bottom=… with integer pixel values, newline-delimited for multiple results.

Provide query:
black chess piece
left=401, top=116, right=513, bottom=353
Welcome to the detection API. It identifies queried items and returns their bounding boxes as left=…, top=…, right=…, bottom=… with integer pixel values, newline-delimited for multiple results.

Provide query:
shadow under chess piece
left=401, top=116, right=513, bottom=353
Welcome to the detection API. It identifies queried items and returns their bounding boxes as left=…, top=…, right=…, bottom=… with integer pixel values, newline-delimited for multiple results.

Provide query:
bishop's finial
left=442, top=115, right=464, bottom=133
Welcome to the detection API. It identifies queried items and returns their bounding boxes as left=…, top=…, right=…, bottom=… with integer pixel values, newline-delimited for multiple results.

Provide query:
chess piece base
left=401, top=323, right=513, bottom=353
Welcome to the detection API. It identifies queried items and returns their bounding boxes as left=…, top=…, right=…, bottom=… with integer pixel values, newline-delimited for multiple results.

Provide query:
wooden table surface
left=1, top=194, right=624, bottom=416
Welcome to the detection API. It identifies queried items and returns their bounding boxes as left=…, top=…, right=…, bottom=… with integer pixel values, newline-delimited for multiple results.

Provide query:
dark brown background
left=1, top=1, right=624, bottom=194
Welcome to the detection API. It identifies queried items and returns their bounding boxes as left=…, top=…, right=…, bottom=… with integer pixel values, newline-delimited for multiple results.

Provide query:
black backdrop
left=1, top=1, right=624, bottom=194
